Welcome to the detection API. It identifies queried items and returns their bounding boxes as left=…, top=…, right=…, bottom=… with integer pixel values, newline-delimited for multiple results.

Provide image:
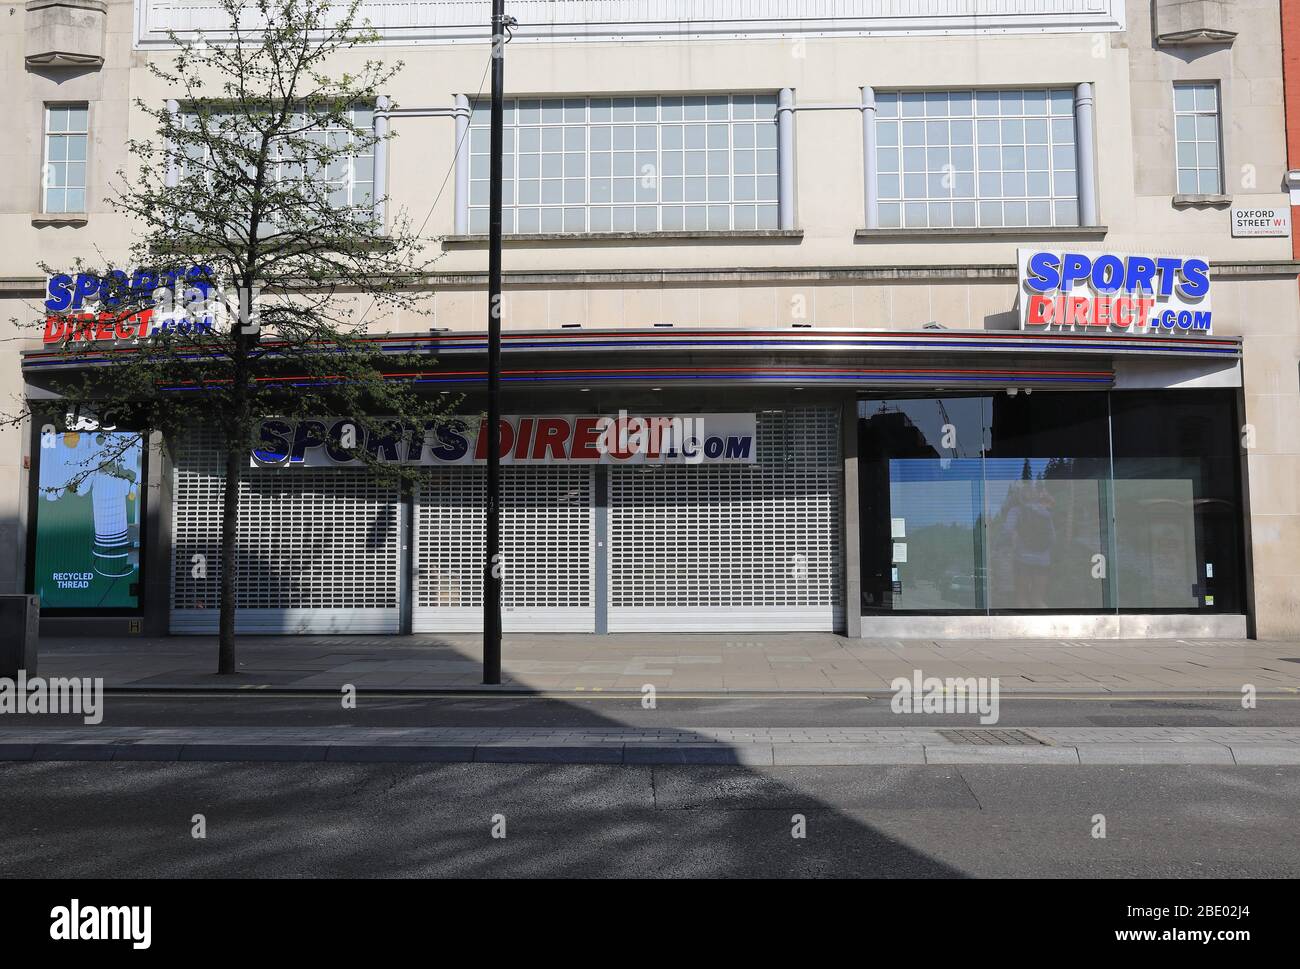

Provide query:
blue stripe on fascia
left=378, top=338, right=1237, bottom=355
left=160, top=373, right=1112, bottom=391
left=406, top=374, right=1112, bottom=385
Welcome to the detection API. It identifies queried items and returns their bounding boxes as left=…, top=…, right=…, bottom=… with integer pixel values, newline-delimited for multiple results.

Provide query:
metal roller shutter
left=169, top=435, right=401, bottom=634
left=607, top=407, right=843, bottom=631
left=412, top=465, right=595, bottom=632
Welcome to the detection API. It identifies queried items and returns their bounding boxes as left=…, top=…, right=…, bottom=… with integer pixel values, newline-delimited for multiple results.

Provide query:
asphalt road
left=0, top=760, right=1295, bottom=877
left=3, top=691, right=1298, bottom=729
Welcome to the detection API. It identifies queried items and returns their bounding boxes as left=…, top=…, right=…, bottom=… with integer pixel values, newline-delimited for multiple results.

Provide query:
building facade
left=3, top=0, right=1299, bottom=639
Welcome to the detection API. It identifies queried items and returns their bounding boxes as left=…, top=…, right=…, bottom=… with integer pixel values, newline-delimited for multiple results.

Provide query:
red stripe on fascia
left=249, top=366, right=1115, bottom=381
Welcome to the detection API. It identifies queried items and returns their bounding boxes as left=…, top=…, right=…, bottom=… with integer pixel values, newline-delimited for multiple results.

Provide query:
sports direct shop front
left=167, top=409, right=844, bottom=634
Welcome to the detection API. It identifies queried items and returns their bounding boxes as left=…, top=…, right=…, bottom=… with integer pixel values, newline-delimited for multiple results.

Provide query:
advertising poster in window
left=33, top=429, right=143, bottom=609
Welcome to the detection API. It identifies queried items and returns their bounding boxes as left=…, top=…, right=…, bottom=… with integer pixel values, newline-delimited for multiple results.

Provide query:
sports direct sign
left=42, top=265, right=217, bottom=346
left=251, top=414, right=758, bottom=467
left=1017, top=249, right=1212, bottom=336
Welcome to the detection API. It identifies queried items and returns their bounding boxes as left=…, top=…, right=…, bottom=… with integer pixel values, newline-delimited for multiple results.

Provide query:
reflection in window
left=858, top=391, right=1243, bottom=616
left=984, top=458, right=1106, bottom=611
left=1112, top=390, right=1243, bottom=612
left=859, top=397, right=987, bottom=613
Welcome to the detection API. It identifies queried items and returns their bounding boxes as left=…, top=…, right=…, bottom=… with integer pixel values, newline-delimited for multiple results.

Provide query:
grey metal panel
left=1111, top=358, right=1242, bottom=389
left=608, top=407, right=843, bottom=630
left=169, top=434, right=402, bottom=634
left=412, top=464, right=596, bottom=632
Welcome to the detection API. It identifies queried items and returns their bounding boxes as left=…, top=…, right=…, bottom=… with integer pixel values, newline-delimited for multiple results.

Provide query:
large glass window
left=859, top=398, right=988, bottom=612
left=874, top=88, right=1078, bottom=229
left=1111, top=390, right=1244, bottom=613
left=984, top=393, right=1111, bottom=612
left=43, top=104, right=89, bottom=214
left=1173, top=82, right=1222, bottom=195
left=468, top=94, right=780, bottom=234
left=859, top=390, right=1245, bottom=615
left=179, top=104, right=375, bottom=212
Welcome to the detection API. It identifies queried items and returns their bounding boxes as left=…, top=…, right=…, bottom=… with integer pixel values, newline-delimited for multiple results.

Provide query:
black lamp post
left=483, top=0, right=508, bottom=684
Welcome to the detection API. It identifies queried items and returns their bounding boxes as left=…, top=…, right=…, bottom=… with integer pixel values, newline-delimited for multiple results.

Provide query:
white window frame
left=176, top=103, right=377, bottom=215
left=465, top=94, right=783, bottom=235
left=1173, top=82, right=1223, bottom=197
left=873, top=87, right=1080, bottom=230
left=42, top=103, right=90, bottom=214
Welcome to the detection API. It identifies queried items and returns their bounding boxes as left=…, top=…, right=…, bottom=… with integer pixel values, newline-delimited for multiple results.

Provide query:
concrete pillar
left=1074, top=82, right=1099, bottom=226
left=454, top=94, right=471, bottom=234
left=777, top=87, right=796, bottom=230
left=841, top=398, right=862, bottom=638
left=861, top=86, right=879, bottom=230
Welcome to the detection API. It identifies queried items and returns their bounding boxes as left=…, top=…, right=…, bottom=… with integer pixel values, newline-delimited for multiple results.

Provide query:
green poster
left=33, top=430, right=143, bottom=609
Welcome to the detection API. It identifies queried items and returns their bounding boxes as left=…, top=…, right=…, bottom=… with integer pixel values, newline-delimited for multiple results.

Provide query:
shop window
left=1173, top=82, right=1222, bottom=195
left=984, top=392, right=1111, bottom=613
left=858, top=390, right=1244, bottom=616
left=43, top=104, right=89, bottom=214
left=466, top=94, right=780, bottom=234
left=1110, top=390, right=1244, bottom=613
left=858, top=397, right=988, bottom=613
left=873, top=88, right=1079, bottom=229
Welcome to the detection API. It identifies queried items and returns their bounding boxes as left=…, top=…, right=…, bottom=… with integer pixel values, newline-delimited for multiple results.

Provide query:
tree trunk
left=217, top=443, right=242, bottom=674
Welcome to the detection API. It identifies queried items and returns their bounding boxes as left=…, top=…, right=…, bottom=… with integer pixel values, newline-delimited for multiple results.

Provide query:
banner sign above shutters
left=251, top=414, right=758, bottom=467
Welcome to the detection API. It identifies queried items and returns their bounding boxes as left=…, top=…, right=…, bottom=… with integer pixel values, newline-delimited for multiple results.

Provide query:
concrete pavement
left=3, top=724, right=1299, bottom=765
left=31, top=632, right=1300, bottom=693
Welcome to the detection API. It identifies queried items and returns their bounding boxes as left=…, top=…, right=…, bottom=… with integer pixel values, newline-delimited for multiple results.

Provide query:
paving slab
left=1073, top=743, right=1237, bottom=765
left=772, top=744, right=926, bottom=766
left=923, top=746, right=1081, bottom=765
left=1227, top=745, right=1300, bottom=765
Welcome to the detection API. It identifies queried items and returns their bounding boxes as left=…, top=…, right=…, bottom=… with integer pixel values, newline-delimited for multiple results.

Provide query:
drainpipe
left=1073, top=82, right=1099, bottom=226
left=373, top=95, right=389, bottom=230
left=777, top=87, right=795, bottom=230
left=861, top=86, right=879, bottom=230
left=454, top=94, right=471, bottom=235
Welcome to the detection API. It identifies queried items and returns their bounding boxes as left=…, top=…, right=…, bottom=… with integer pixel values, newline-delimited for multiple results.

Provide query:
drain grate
left=938, top=728, right=1049, bottom=746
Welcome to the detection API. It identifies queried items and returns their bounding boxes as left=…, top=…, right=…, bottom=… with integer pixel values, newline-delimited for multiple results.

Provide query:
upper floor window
left=178, top=104, right=375, bottom=212
left=1173, top=82, right=1222, bottom=195
left=874, top=88, right=1079, bottom=229
left=468, top=94, right=779, bottom=234
left=43, top=104, right=89, bottom=214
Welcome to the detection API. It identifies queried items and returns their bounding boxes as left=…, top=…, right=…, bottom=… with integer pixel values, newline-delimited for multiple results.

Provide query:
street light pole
left=483, top=0, right=506, bottom=684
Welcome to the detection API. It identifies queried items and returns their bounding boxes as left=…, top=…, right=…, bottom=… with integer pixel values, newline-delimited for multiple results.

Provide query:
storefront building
left=4, top=0, right=1299, bottom=640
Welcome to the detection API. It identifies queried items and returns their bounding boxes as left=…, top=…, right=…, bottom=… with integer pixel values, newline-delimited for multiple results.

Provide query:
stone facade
left=2, top=0, right=1297, bottom=635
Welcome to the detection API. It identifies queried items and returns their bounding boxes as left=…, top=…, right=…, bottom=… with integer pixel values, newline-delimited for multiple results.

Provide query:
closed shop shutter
left=412, top=465, right=595, bottom=632
left=607, top=407, right=843, bottom=631
left=169, top=435, right=402, bottom=633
